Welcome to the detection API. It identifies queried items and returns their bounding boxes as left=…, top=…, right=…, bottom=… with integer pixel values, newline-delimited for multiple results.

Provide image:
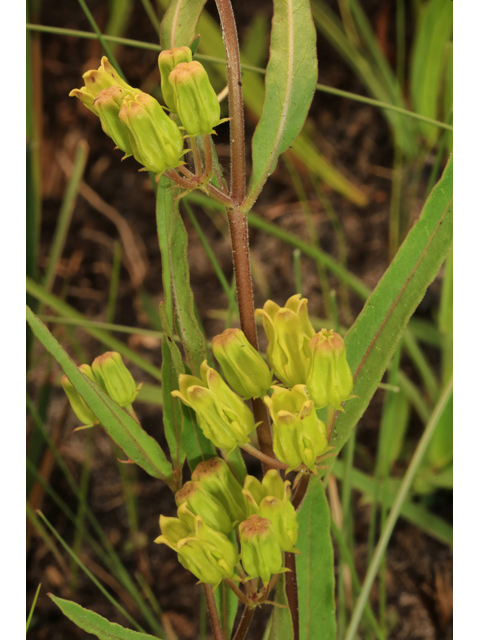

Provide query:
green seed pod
left=175, top=481, right=234, bottom=535
left=92, top=86, right=136, bottom=156
left=307, top=329, right=353, bottom=410
left=255, top=295, right=315, bottom=387
left=192, top=457, right=247, bottom=525
left=69, top=56, right=135, bottom=113
left=172, top=361, right=256, bottom=453
left=212, top=328, right=272, bottom=399
left=239, top=515, right=284, bottom=586
left=259, top=496, right=298, bottom=553
left=118, top=91, right=184, bottom=175
left=158, top=46, right=193, bottom=111
left=169, top=61, right=221, bottom=136
left=91, top=351, right=138, bottom=407
left=61, top=364, right=98, bottom=427
left=264, top=385, right=328, bottom=472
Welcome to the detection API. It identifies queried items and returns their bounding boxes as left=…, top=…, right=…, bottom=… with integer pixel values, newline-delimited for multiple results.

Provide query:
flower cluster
left=175, top=295, right=353, bottom=472
left=155, top=457, right=297, bottom=587
left=69, top=50, right=223, bottom=176
left=61, top=351, right=140, bottom=428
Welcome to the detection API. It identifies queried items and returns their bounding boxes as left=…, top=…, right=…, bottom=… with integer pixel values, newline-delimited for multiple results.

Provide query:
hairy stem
left=292, top=473, right=311, bottom=510
left=204, top=584, right=225, bottom=640
left=225, top=578, right=252, bottom=606
left=189, top=137, right=203, bottom=177
left=232, top=605, right=255, bottom=640
left=214, top=0, right=246, bottom=204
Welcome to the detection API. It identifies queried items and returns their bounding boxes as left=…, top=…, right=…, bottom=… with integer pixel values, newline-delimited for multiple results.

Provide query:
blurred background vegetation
left=26, top=1, right=452, bottom=638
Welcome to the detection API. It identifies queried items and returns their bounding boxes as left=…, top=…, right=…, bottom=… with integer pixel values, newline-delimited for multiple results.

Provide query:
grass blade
left=26, top=583, right=42, bottom=632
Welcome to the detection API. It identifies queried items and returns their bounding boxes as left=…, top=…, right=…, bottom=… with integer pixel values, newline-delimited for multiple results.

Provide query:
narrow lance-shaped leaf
left=156, top=177, right=207, bottom=376
left=296, top=477, right=336, bottom=640
left=158, top=302, right=215, bottom=473
left=265, top=573, right=294, bottom=640
left=159, top=0, right=207, bottom=50
left=330, top=155, right=453, bottom=458
left=50, top=596, right=163, bottom=640
left=245, top=0, right=318, bottom=210
left=26, top=307, right=175, bottom=487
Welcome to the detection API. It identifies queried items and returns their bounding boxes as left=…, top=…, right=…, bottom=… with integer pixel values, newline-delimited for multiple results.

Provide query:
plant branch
left=241, top=443, right=288, bottom=471
left=225, top=578, right=252, bottom=606
left=214, top=0, right=246, bottom=204
left=292, top=473, right=311, bottom=511
left=204, top=584, right=225, bottom=640
left=232, top=605, right=255, bottom=640
left=189, top=137, right=203, bottom=177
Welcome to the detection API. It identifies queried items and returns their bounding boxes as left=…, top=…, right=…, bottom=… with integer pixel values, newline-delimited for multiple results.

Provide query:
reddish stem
left=232, top=605, right=255, bottom=640
left=204, top=584, right=225, bottom=640
left=214, top=0, right=246, bottom=204
left=241, top=443, right=288, bottom=471
left=285, top=552, right=300, bottom=640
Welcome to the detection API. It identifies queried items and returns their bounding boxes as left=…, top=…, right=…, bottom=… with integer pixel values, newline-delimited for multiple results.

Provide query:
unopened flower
left=239, top=515, right=284, bottom=586
left=158, top=46, right=193, bottom=112
left=212, top=328, right=272, bottom=399
left=169, top=61, right=222, bottom=136
left=119, top=91, right=184, bottom=174
left=307, top=329, right=353, bottom=409
left=91, top=352, right=139, bottom=407
left=255, top=294, right=315, bottom=386
left=61, top=364, right=98, bottom=427
left=192, top=457, right=247, bottom=525
left=264, top=385, right=328, bottom=472
left=172, top=361, right=256, bottom=452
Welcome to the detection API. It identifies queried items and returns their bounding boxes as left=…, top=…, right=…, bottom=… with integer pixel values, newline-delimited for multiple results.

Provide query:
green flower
left=307, top=329, right=353, bottom=409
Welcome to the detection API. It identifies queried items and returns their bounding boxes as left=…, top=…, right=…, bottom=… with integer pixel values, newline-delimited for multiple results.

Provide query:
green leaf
left=246, top=0, right=318, bottom=209
left=265, top=573, right=294, bottom=640
left=296, top=477, right=336, bottom=640
left=330, top=155, right=453, bottom=457
left=158, top=303, right=215, bottom=472
left=50, top=596, right=162, bottom=640
left=410, top=0, right=453, bottom=143
left=26, top=307, right=174, bottom=486
left=159, top=0, right=207, bottom=50
left=156, top=177, right=207, bottom=376
left=159, top=302, right=186, bottom=475
left=425, top=388, right=453, bottom=469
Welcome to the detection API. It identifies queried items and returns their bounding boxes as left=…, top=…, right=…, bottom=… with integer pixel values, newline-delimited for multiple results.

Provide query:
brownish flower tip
left=239, top=514, right=271, bottom=539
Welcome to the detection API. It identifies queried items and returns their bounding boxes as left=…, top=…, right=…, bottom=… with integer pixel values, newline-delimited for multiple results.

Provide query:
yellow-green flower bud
left=118, top=91, right=184, bottom=175
left=259, top=496, right=298, bottom=553
left=155, top=514, right=239, bottom=586
left=61, top=364, right=98, bottom=427
left=158, top=46, right=193, bottom=112
left=69, top=56, right=135, bottom=113
left=175, top=481, right=233, bottom=535
left=91, top=351, right=139, bottom=407
left=264, top=385, right=328, bottom=472
left=192, top=457, right=247, bottom=525
left=92, top=86, right=135, bottom=156
left=242, top=470, right=291, bottom=516
left=211, top=329, right=272, bottom=399
left=307, top=329, right=353, bottom=410
left=172, top=361, right=256, bottom=452
left=194, top=516, right=239, bottom=580
left=255, top=295, right=315, bottom=387
left=239, top=515, right=284, bottom=586
left=169, top=61, right=221, bottom=136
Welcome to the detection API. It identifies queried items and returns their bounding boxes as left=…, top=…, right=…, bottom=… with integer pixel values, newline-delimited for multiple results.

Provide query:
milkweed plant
left=26, top=0, right=453, bottom=638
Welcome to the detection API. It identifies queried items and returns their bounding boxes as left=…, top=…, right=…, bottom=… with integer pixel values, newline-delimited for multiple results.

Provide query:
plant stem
left=232, top=605, right=255, bottom=640
left=214, top=0, right=246, bottom=204
left=202, top=135, right=214, bottom=180
left=285, top=552, right=300, bottom=640
left=326, top=405, right=337, bottom=441
left=241, top=443, right=288, bottom=471
left=189, top=137, right=203, bottom=177
left=203, top=584, right=225, bottom=640
left=225, top=578, right=252, bottom=606
left=292, top=473, right=311, bottom=510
